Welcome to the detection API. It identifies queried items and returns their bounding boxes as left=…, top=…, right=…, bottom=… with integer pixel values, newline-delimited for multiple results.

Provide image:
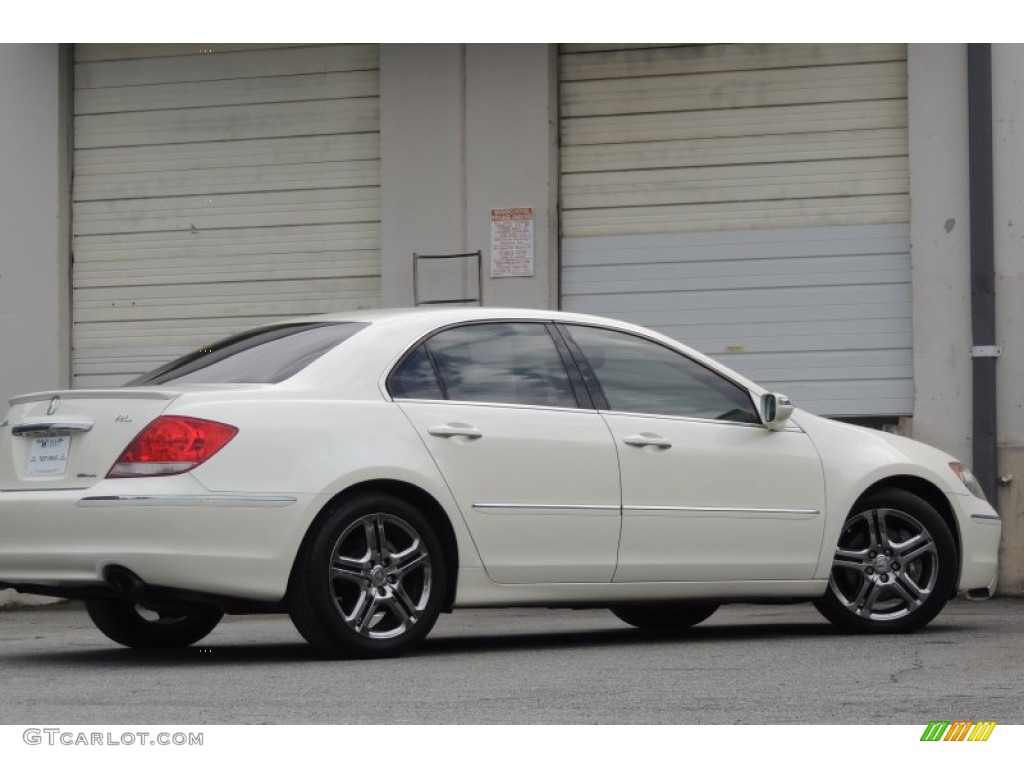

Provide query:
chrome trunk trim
left=12, top=421, right=94, bottom=436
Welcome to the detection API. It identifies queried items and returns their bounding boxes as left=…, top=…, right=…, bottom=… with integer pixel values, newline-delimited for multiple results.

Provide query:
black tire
left=84, top=598, right=223, bottom=649
left=288, top=493, right=447, bottom=658
left=814, top=488, right=957, bottom=633
left=611, top=602, right=719, bottom=632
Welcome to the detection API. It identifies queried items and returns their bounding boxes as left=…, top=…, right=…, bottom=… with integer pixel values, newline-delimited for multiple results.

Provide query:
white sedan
left=0, top=308, right=1002, bottom=657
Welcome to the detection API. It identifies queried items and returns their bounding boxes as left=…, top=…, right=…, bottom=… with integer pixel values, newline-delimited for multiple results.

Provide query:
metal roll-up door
left=72, top=44, right=381, bottom=387
left=559, top=44, right=911, bottom=418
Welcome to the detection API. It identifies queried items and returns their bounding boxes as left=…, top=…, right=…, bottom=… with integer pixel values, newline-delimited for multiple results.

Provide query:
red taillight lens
left=107, top=416, right=238, bottom=478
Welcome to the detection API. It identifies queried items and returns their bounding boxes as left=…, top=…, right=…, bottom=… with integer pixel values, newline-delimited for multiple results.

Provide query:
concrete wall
left=0, top=44, right=69, bottom=607
left=908, top=44, right=1023, bottom=593
left=380, top=44, right=557, bottom=309
left=992, top=44, right=1024, bottom=593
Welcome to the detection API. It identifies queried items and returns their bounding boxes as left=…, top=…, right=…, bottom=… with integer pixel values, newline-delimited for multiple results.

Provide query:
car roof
left=269, top=306, right=629, bottom=328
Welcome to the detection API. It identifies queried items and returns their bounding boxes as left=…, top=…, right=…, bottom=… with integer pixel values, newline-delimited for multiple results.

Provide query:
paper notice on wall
left=490, top=207, right=534, bottom=278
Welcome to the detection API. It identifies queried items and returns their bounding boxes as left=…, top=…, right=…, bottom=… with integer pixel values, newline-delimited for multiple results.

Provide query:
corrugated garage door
left=560, top=44, right=911, bottom=417
left=72, top=44, right=381, bottom=387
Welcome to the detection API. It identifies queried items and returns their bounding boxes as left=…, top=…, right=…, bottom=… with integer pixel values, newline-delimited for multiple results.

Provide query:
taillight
left=107, top=416, right=238, bottom=478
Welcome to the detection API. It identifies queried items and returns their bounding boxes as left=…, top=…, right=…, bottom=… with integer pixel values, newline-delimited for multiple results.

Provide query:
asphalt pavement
left=0, top=597, right=1021, bottom=724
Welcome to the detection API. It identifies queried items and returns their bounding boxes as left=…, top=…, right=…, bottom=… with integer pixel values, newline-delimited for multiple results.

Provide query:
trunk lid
left=0, top=389, right=180, bottom=491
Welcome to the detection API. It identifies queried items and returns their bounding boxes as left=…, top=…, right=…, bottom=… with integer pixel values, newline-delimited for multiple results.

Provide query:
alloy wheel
left=828, top=506, right=939, bottom=621
left=327, top=512, right=433, bottom=640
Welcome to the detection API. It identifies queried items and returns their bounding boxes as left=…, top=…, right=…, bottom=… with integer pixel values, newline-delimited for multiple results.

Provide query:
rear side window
left=389, top=344, right=445, bottom=400
left=390, top=322, right=577, bottom=408
left=129, top=322, right=368, bottom=385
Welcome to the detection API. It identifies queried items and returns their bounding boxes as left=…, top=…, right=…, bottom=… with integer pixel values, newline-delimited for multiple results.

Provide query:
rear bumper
left=0, top=481, right=315, bottom=603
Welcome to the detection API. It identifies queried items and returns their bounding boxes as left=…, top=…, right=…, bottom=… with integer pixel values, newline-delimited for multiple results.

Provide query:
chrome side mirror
left=760, top=393, right=794, bottom=431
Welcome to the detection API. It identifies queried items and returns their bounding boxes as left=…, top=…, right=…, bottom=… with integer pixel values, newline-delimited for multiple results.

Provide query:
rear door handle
left=428, top=424, right=482, bottom=440
left=623, top=433, right=672, bottom=449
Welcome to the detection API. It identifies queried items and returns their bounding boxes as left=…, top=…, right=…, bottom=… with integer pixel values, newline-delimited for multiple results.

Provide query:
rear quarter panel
left=175, top=395, right=484, bottom=575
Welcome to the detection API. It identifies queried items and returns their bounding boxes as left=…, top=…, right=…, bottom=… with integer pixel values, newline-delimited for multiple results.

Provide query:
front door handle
left=623, top=433, right=672, bottom=449
left=428, top=423, right=482, bottom=440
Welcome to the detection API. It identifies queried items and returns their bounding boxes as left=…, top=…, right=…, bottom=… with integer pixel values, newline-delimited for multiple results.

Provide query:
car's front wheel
left=611, top=602, right=719, bottom=632
left=84, top=599, right=223, bottom=649
left=288, top=493, right=447, bottom=658
left=814, top=488, right=957, bottom=633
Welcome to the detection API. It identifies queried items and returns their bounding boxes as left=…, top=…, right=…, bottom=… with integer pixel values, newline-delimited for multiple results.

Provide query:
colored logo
left=920, top=721, right=997, bottom=741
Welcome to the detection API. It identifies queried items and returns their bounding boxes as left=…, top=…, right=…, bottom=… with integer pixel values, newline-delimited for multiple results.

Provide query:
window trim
left=549, top=322, right=596, bottom=410
left=389, top=398, right=602, bottom=416
left=555, top=321, right=761, bottom=426
left=384, top=319, right=593, bottom=410
left=552, top=323, right=609, bottom=410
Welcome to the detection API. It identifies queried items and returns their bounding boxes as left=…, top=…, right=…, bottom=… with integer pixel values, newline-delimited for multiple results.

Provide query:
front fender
left=794, top=413, right=965, bottom=580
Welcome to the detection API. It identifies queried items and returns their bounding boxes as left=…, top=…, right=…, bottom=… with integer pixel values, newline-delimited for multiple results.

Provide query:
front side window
left=564, top=324, right=759, bottom=423
left=129, top=322, right=368, bottom=385
left=390, top=322, right=577, bottom=408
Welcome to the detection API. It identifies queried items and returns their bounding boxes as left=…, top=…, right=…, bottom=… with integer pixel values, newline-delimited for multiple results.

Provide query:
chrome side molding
left=625, top=505, right=820, bottom=519
left=472, top=502, right=620, bottom=515
left=77, top=494, right=297, bottom=508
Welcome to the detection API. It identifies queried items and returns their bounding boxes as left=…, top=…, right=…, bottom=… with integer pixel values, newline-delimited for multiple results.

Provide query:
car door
left=558, top=323, right=826, bottom=583
left=389, top=321, right=621, bottom=584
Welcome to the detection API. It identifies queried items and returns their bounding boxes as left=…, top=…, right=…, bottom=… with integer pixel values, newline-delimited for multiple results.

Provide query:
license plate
left=26, top=436, right=70, bottom=477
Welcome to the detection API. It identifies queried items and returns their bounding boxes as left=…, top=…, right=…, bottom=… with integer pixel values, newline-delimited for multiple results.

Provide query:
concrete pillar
left=906, top=44, right=973, bottom=465
left=992, top=44, right=1024, bottom=594
left=0, top=44, right=70, bottom=607
left=465, top=44, right=558, bottom=309
left=380, top=44, right=467, bottom=307
left=380, top=44, right=558, bottom=309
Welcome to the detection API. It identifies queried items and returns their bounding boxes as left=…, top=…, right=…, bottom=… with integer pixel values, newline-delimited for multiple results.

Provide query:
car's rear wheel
left=611, top=602, right=719, bottom=632
left=814, top=488, right=957, bottom=633
left=289, top=493, right=447, bottom=658
left=84, top=599, right=223, bottom=649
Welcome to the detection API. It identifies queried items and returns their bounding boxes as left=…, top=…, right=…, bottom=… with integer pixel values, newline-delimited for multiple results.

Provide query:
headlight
left=950, top=462, right=989, bottom=502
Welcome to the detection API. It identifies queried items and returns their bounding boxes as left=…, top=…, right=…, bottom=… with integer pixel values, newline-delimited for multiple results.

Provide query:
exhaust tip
left=103, top=565, right=145, bottom=597
left=964, top=587, right=994, bottom=602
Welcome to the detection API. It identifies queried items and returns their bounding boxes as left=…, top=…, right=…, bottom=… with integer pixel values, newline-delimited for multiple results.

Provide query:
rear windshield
left=127, top=322, right=369, bottom=386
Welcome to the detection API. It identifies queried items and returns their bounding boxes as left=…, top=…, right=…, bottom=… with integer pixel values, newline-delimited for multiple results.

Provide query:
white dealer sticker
left=26, top=436, right=70, bottom=477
